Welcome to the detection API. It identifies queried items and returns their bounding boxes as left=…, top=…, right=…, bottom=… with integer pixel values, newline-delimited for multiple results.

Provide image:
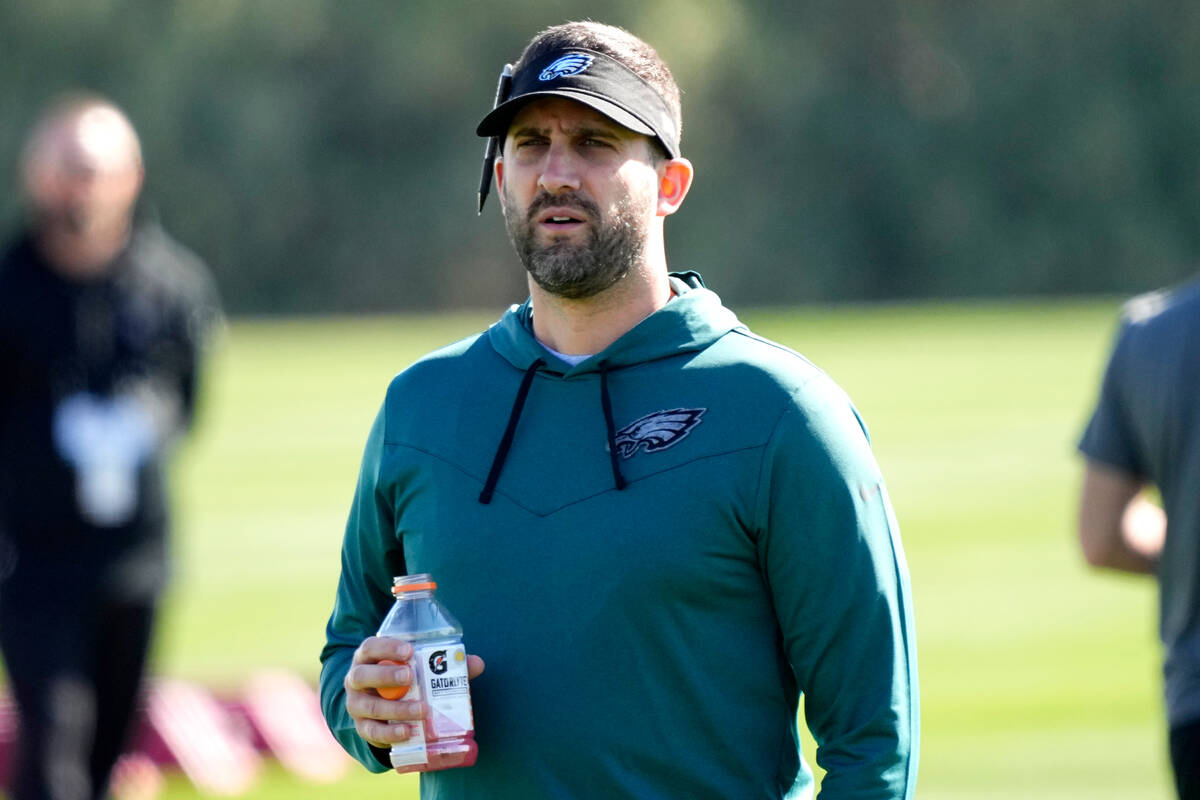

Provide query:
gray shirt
left=1079, top=276, right=1200, bottom=726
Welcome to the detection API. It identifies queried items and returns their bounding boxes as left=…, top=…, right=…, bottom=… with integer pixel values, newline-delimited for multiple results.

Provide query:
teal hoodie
left=320, top=273, right=918, bottom=799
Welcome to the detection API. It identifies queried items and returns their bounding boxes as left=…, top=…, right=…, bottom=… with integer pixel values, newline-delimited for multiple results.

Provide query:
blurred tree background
left=2, top=0, right=1198, bottom=315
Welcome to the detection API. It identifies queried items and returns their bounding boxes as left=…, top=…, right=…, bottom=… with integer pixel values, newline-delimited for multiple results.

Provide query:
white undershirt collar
left=539, top=342, right=593, bottom=366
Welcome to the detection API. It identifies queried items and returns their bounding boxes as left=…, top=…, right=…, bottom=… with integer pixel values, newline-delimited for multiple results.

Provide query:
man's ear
left=494, top=157, right=505, bottom=209
left=656, top=157, right=694, bottom=217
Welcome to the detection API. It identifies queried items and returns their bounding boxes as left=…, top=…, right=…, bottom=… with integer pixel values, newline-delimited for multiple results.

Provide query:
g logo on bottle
left=429, top=650, right=448, bottom=675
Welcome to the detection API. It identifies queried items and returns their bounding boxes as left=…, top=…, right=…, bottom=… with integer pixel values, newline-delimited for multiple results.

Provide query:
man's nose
left=537, top=143, right=581, bottom=195
left=61, top=169, right=104, bottom=201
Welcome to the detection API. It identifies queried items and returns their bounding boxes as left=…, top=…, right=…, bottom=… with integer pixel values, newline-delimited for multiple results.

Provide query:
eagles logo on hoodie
left=613, top=408, right=706, bottom=459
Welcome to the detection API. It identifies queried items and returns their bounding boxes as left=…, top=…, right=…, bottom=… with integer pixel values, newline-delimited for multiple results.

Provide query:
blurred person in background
left=0, top=93, right=221, bottom=800
left=321, top=20, right=918, bottom=799
left=1077, top=276, right=1200, bottom=799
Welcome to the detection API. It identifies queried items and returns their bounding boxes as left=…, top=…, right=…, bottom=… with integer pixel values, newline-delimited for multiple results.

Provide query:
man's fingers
left=351, top=636, right=414, bottom=666
left=356, top=717, right=422, bottom=748
left=344, top=660, right=414, bottom=695
left=345, top=691, right=425, bottom=724
left=467, top=654, right=485, bottom=680
left=345, top=638, right=482, bottom=752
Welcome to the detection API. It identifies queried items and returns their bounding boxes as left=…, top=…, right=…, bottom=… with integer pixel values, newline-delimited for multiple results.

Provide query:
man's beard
left=504, top=189, right=648, bottom=300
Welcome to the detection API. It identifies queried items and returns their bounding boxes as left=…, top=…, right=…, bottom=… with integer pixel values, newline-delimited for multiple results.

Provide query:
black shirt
left=0, top=223, right=220, bottom=598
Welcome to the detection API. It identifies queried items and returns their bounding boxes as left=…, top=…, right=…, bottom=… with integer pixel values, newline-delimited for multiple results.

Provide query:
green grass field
left=140, top=298, right=1171, bottom=798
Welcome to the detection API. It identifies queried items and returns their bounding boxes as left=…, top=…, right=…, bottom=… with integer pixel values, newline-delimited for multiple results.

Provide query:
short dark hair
left=511, top=22, right=682, bottom=154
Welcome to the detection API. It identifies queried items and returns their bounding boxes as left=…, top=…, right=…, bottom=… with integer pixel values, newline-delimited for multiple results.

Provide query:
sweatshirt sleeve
left=1077, top=320, right=1147, bottom=478
left=757, top=376, right=919, bottom=799
left=319, top=401, right=407, bottom=773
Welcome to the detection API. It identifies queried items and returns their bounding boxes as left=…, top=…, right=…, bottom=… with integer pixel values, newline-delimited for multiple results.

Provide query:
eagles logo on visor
left=539, top=53, right=594, bottom=81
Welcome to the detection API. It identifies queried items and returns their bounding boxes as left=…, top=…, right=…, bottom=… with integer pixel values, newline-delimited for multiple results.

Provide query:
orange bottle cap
left=392, top=580, right=437, bottom=595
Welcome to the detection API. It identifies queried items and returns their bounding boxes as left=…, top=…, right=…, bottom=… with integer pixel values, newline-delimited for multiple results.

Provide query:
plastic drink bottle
left=376, top=574, right=477, bottom=772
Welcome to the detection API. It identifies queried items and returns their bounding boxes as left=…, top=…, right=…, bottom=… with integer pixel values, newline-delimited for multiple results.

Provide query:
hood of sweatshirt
left=476, top=271, right=745, bottom=503
left=486, top=271, right=744, bottom=375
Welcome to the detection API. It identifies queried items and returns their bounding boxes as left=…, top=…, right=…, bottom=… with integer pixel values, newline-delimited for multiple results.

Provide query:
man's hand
left=344, top=636, right=485, bottom=749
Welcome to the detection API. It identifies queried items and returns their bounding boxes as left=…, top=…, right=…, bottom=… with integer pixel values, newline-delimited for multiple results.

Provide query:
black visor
left=476, top=48, right=680, bottom=158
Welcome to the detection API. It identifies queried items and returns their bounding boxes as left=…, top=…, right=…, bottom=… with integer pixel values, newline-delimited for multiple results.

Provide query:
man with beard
left=0, top=94, right=220, bottom=800
left=320, top=21, right=918, bottom=800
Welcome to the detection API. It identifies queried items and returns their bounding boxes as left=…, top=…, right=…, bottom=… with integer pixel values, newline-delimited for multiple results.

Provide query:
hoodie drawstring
left=479, top=358, right=544, bottom=505
left=478, top=357, right=629, bottom=505
left=599, top=361, right=628, bottom=492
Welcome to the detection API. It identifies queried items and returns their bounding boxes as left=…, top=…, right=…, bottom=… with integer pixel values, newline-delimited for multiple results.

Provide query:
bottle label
left=416, top=643, right=474, bottom=737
